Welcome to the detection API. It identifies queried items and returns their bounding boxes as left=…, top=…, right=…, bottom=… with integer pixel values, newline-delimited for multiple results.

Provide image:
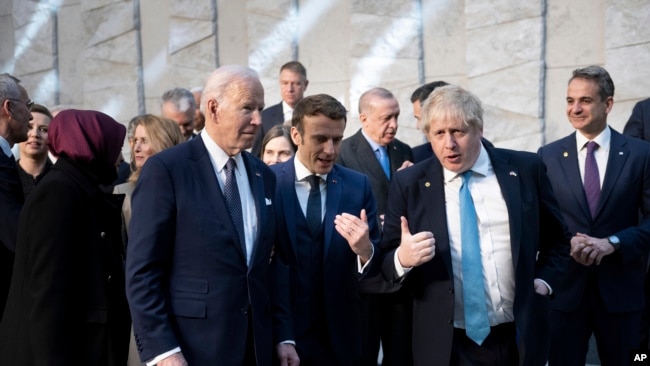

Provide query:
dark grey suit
left=251, top=102, right=285, bottom=157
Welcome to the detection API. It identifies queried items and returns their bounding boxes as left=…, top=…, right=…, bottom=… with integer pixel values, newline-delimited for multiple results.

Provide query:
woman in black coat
left=0, top=109, right=130, bottom=366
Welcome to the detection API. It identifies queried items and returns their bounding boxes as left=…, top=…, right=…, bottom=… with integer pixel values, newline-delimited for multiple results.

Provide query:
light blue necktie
left=460, top=170, right=490, bottom=345
left=377, top=146, right=390, bottom=179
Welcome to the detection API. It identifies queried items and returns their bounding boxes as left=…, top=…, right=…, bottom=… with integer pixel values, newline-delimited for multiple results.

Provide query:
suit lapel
left=488, top=149, right=522, bottom=268
left=242, top=153, right=266, bottom=269
left=597, top=130, right=629, bottom=219
left=188, top=139, right=247, bottom=263
left=277, top=159, right=300, bottom=262
left=420, top=160, right=454, bottom=280
left=556, top=134, right=592, bottom=221
left=323, top=166, right=342, bottom=258
left=352, top=131, right=389, bottom=183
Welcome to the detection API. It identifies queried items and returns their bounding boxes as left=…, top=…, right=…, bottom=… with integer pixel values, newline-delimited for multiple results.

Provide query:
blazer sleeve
left=533, top=158, right=572, bottom=290
left=125, top=156, right=181, bottom=362
left=623, top=100, right=648, bottom=140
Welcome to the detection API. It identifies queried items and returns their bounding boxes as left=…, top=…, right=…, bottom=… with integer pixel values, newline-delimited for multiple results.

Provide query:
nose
left=570, top=100, right=582, bottom=114
left=444, top=133, right=456, bottom=149
left=251, top=109, right=262, bottom=126
left=323, top=139, right=335, bottom=155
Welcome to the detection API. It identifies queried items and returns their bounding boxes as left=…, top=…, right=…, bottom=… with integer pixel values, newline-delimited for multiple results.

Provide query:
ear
left=359, top=113, right=367, bottom=126
left=303, top=80, right=309, bottom=90
left=2, top=99, right=12, bottom=118
left=290, top=126, right=302, bottom=145
left=207, top=98, right=219, bottom=121
left=604, top=96, right=614, bottom=114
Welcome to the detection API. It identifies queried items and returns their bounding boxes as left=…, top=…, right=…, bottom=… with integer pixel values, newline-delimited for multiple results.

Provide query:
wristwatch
left=608, top=235, right=620, bottom=251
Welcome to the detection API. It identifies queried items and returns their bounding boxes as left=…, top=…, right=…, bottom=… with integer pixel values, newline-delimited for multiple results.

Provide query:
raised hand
left=396, top=216, right=435, bottom=268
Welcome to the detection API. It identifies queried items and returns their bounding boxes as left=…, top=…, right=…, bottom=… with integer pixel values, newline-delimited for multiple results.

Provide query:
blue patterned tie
left=460, top=171, right=490, bottom=345
left=378, top=146, right=391, bottom=179
left=306, top=175, right=322, bottom=235
left=224, top=158, right=246, bottom=256
left=584, top=141, right=600, bottom=219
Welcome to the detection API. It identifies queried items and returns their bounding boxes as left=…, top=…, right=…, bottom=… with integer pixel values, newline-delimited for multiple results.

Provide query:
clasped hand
left=570, top=232, right=614, bottom=266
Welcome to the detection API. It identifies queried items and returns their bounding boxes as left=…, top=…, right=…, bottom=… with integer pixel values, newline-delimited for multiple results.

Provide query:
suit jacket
left=411, top=142, right=433, bottom=163
left=379, top=147, right=570, bottom=366
left=538, top=129, right=650, bottom=313
left=623, top=98, right=650, bottom=141
left=337, top=129, right=413, bottom=218
left=0, top=157, right=130, bottom=366
left=125, top=137, right=281, bottom=366
left=0, top=152, right=23, bottom=317
left=251, top=102, right=285, bottom=157
left=270, top=159, right=381, bottom=364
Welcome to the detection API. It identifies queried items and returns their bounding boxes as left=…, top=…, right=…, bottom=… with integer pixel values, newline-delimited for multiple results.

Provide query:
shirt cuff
left=357, top=245, right=374, bottom=273
left=146, top=347, right=181, bottom=366
left=536, top=278, right=553, bottom=295
left=279, top=340, right=296, bottom=345
left=394, top=247, right=412, bottom=278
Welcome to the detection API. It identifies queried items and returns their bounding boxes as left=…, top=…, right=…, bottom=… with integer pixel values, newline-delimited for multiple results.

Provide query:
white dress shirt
left=576, top=126, right=611, bottom=187
left=282, top=101, right=294, bottom=123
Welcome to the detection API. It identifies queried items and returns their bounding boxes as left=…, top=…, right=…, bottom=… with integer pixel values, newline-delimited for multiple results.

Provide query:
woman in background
left=113, top=114, right=184, bottom=237
left=260, top=124, right=295, bottom=165
left=0, top=109, right=129, bottom=366
left=16, top=103, right=52, bottom=199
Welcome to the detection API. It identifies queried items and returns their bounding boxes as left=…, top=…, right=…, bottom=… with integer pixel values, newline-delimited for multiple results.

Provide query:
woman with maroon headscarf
left=0, top=110, right=131, bottom=366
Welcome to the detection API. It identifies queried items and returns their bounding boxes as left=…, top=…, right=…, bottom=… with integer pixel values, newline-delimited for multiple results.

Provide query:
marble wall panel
left=465, top=0, right=541, bottom=29
left=421, top=0, right=465, bottom=80
left=606, top=0, right=650, bottom=48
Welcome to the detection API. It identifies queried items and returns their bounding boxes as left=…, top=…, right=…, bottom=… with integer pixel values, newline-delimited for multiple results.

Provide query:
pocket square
left=265, top=198, right=272, bottom=205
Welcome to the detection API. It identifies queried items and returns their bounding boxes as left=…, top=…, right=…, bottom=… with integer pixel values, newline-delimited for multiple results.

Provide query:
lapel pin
left=563, top=152, right=568, bottom=157
left=619, top=151, right=624, bottom=155
left=425, top=182, right=431, bottom=187
left=255, top=172, right=261, bottom=177
left=332, top=179, right=337, bottom=184
left=509, top=171, right=517, bottom=177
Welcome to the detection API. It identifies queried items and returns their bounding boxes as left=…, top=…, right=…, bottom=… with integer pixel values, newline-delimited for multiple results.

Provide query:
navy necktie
left=584, top=141, right=600, bottom=219
left=224, top=158, right=246, bottom=255
left=460, top=171, right=490, bottom=345
left=306, top=175, right=322, bottom=235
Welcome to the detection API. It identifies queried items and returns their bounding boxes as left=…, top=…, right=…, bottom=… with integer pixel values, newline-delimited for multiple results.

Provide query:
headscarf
left=48, top=109, right=126, bottom=184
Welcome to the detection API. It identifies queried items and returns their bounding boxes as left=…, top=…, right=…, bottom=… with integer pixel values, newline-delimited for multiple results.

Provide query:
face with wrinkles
left=206, top=77, right=265, bottom=156
left=361, top=96, right=400, bottom=146
left=427, top=115, right=482, bottom=173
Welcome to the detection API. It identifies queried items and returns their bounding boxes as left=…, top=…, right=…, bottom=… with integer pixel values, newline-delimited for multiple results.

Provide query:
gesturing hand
left=335, top=209, right=373, bottom=264
left=396, top=216, right=435, bottom=268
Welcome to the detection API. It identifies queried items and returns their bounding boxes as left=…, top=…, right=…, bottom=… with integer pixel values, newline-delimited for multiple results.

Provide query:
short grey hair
left=201, top=65, right=260, bottom=112
left=570, top=65, right=615, bottom=102
left=161, top=87, right=196, bottom=113
left=0, top=73, right=22, bottom=101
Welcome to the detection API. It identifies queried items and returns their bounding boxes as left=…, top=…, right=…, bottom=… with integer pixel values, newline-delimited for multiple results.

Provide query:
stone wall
left=2, top=0, right=649, bottom=156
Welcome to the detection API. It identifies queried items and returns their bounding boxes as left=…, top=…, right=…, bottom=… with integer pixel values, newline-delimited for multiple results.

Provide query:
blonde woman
left=114, top=114, right=184, bottom=237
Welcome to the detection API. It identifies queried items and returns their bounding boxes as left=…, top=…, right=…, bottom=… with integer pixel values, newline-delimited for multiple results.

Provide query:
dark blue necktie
left=584, top=141, right=600, bottom=219
left=306, top=175, right=322, bottom=235
left=460, top=170, right=490, bottom=345
left=224, top=158, right=246, bottom=255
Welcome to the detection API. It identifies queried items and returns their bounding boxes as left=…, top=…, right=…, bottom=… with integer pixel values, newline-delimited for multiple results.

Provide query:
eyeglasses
left=6, top=98, right=34, bottom=111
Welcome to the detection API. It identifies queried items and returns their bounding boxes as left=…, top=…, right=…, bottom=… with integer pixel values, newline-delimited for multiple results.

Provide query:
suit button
left=100, top=232, right=106, bottom=238
left=240, top=306, right=248, bottom=315
left=447, top=317, right=453, bottom=324
left=107, top=275, right=112, bottom=283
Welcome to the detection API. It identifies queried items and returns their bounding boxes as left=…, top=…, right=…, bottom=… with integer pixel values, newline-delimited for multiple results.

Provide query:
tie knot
left=461, top=170, right=472, bottom=184
left=225, top=158, right=237, bottom=172
left=307, top=175, right=320, bottom=191
left=586, top=141, right=599, bottom=154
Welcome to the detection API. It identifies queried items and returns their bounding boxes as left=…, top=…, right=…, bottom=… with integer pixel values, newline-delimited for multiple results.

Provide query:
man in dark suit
left=0, top=73, right=31, bottom=317
left=161, top=87, right=197, bottom=141
left=622, top=97, right=650, bottom=348
left=336, top=87, right=413, bottom=365
left=126, top=65, right=298, bottom=366
left=623, top=98, right=650, bottom=141
left=410, top=81, right=449, bottom=163
left=270, top=94, right=381, bottom=365
left=538, top=66, right=650, bottom=366
left=251, top=61, right=309, bottom=157
left=380, top=85, right=570, bottom=366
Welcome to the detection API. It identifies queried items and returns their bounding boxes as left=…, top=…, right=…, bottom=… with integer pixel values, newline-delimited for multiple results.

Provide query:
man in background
left=0, top=73, right=32, bottom=317
left=161, top=87, right=197, bottom=141
left=251, top=61, right=309, bottom=156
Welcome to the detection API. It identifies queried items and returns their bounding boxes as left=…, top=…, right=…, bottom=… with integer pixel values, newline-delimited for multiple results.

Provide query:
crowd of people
left=0, top=62, right=649, bottom=366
